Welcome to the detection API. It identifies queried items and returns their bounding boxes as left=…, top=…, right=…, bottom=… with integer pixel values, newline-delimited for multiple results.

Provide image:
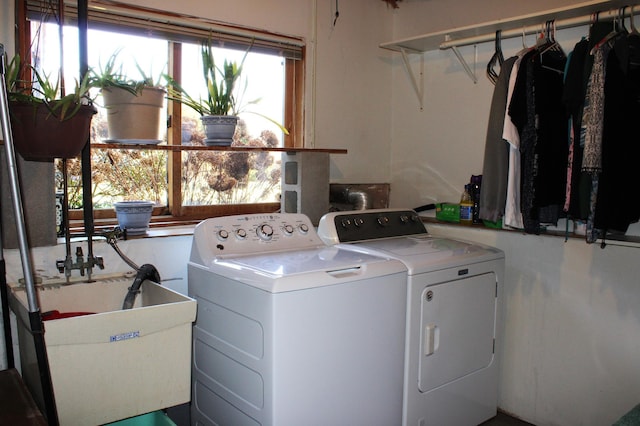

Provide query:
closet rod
left=439, top=7, right=636, bottom=50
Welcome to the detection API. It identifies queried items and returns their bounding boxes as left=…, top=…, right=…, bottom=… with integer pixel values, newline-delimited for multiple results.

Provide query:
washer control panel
left=318, top=209, right=427, bottom=244
left=194, top=213, right=321, bottom=257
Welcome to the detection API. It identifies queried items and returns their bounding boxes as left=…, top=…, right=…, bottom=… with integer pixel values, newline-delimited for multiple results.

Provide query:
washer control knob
left=235, top=228, right=247, bottom=239
left=283, top=224, right=294, bottom=235
left=340, top=218, right=352, bottom=228
left=400, top=214, right=409, bottom=223
left=299, top=224, right=309, bottom=234
left=377, top=216, right=390, bottom=227
left=257, top=224, right=274, bottom=241
left=217, top=229, right=229, bottom=241
left=354, top=217, right=364, bottom=227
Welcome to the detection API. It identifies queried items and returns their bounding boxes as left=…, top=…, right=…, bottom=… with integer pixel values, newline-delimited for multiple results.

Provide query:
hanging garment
left=509, top=43, right=568, bottom=234
left=581, top=45, right=609, bottom=173
left=532, top=42, right=568, bottom=223
left=509, top=49, right=540, bottom=234
left=593, top=34, right=640, bottom=233
left=502, top=50, right=531, bottom=229
left=479, top=56, right=517, bottom=223
left=581, top=39, right=613, bottom=243
left=561, top=22, right=611, bottom=223
left=561, top=38, right=591, bottom=219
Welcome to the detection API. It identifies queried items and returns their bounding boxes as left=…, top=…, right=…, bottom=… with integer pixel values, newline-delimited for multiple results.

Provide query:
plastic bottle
left=459, top=184, right=473, bottom=226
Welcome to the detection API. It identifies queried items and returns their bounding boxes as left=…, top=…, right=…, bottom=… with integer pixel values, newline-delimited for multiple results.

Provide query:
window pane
left=180, top=42, right=285, bottom=205
left=180, top=43, right=285, bottom=142
left=30, top=20, right=287, bottom=214
left=181, top=150, right=281, bottom=205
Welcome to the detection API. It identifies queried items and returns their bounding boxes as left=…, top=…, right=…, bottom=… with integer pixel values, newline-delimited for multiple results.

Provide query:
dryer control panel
left=192, top=213, right=324, bottom=260
left=318, top=209, right=427, bottom=244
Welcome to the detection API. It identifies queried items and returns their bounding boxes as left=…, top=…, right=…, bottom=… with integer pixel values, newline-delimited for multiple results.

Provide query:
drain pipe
left=347, top=189, right=372, bottom=210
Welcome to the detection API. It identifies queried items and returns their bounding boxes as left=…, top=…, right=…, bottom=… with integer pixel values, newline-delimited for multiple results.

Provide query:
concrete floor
left=480, top=411, right=535, bottom=426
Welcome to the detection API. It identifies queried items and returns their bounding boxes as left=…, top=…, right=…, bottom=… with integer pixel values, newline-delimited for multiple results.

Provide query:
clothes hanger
left=539, top=20, right=566, bottom=74
left=617, top=6, right=628, bottom=33
left=536, top=21, right=549, bottom=48
left=630, top=5, right=639, bottom=35
left=591, top=10, right=626, bottom=53
left=486, top=30, right=504, bottom=85
left=515, top=26, right=532, bottom=56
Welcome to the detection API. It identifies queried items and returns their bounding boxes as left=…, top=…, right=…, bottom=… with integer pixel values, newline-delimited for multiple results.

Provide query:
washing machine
left=188, top=213, right=408, bottom=426
left=318, top=209, right=505, bottom=426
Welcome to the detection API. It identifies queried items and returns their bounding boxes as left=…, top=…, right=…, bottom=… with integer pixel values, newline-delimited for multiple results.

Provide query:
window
left=17, top=0, right=304, bottom=225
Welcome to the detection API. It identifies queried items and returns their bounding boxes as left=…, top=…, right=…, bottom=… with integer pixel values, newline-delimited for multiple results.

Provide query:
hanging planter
left=5, top=53, right=97, bottom=160
left=9, top=101, right=96, bottom=160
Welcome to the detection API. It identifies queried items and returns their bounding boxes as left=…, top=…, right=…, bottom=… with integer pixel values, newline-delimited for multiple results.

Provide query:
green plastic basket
left=105, top=411, right=176, bottom=426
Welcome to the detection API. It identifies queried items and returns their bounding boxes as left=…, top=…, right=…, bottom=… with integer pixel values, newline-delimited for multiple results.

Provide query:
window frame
left=16, top=0, right=305, bottom=225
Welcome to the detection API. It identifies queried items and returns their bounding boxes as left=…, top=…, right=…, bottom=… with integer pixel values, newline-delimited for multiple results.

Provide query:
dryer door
left=418, top=272, right=497, bottom=392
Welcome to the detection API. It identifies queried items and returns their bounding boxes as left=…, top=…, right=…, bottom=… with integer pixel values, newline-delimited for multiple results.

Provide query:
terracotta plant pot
left=9, top=101, right=96, bottom=161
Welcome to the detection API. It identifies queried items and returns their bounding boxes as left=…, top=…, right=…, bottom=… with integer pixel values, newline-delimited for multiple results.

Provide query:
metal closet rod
left=439, top=7, right=637, bottom=49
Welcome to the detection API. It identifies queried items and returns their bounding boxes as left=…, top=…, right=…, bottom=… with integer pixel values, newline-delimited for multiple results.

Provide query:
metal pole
left=438, top=7, right=635, bottom=50
left=0, top=44, right=59, bottom=425
left=78, top=0, right=96, bottom=282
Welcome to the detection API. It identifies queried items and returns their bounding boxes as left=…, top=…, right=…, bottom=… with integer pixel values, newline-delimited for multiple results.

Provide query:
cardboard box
left=9, top=275, right=196, bottom=426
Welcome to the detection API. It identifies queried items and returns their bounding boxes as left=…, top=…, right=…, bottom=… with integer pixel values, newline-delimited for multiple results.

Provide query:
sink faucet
left=56, top=245, right=104, bottom=282
left=76, top=246, right=85, bottom=276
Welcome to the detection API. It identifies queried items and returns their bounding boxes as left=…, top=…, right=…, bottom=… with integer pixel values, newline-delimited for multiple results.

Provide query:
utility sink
left=8, top=273, right=196, bottom=426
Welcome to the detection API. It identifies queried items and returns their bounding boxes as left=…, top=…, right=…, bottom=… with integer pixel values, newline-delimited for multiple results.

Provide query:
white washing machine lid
left=344, top=235, right=504, bottom=275
left=206, top=246, right=407, bottom=293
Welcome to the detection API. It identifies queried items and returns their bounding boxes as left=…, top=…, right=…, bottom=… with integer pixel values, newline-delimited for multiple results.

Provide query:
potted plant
left=90, top=53, right=166, bottom=143
left=165, top=40, right=288, bottom=147
left=4, top=53, right=97, bottom=160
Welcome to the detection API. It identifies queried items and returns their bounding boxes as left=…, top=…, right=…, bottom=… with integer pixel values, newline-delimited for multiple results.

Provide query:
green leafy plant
left=89, top=50, right=165, bottom=95
left=165, top=40, right=289, bottom=134
left=165, top=41, right=247, bottom=116
left=5, top=52, right=95, bottom=120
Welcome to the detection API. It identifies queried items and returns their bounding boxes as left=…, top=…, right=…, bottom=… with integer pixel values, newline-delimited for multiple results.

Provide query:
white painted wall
left=388, top=1, right=640, bottom=425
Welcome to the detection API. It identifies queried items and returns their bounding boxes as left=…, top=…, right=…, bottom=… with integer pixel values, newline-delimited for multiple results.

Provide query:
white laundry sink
left=8, top=273, right=196, bottom=426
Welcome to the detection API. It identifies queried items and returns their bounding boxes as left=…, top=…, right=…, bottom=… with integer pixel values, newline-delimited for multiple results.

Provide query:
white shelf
left=380, top=0, right=629, bottom=53
left=379, top=0, right=637, bottom=103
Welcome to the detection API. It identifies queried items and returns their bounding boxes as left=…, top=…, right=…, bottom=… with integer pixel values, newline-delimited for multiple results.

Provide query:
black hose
left=29, top=311, right=59, bottom=425
left=122, top=264, right=161, bottom=310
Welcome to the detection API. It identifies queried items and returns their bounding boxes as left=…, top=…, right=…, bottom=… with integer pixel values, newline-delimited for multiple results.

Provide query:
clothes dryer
left=318, top=209, right=505, bottom=426
left=188, top=213, right=408, bottom=426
